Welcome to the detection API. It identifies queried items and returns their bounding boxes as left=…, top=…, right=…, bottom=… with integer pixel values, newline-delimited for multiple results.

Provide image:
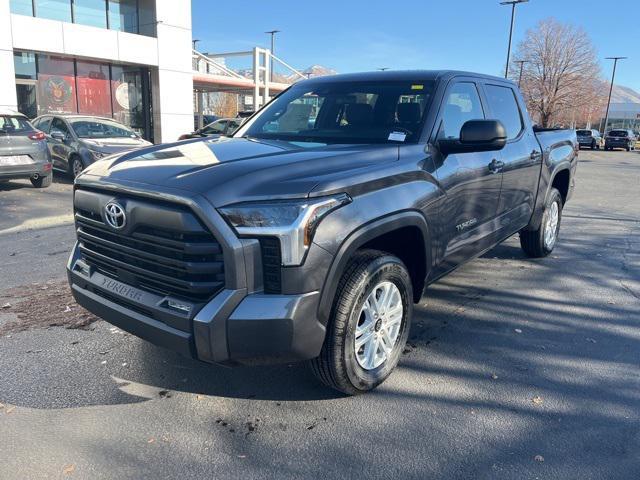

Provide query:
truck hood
left=82, top=137, right=152, bottom=154
left=81, top=137, right=400, bottom=206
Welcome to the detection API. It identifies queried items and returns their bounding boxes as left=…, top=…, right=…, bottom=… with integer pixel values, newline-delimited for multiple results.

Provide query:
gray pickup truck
left=67, top=71, right=578, bottom=394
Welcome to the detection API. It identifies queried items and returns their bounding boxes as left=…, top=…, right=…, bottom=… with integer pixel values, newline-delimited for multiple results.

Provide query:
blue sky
left=191, top=0, right=640, bottom=91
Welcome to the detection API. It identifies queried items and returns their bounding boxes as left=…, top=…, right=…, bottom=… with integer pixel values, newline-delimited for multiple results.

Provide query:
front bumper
left=67, top=242, right=326, bottom=365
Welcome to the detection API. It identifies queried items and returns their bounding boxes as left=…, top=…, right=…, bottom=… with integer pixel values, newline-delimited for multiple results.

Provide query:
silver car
left=32, top=115, right=152, bottom=178
left=0, top=110, right=52, bottom=188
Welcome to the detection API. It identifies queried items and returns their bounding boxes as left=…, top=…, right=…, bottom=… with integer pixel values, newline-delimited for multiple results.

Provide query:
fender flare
left=316, top=210, right=431, bottom=325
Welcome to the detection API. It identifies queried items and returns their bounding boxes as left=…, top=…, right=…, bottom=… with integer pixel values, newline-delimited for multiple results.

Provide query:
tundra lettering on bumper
left=68, top=244, right=325, bottom=364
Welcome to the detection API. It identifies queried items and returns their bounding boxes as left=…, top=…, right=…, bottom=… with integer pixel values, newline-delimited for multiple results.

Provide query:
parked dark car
left=178, top=118, right=243, bottom=140
left=194, top=114, right=218, bottom=130
left=32, top=115, right=151, bottom=178
left=576, top=129, right=602, bottom=150
left=0, top=110, right=52, bottom=188
left=604, top=129, right=637, bottom=151
left=67, top=70, right=578, bottom=394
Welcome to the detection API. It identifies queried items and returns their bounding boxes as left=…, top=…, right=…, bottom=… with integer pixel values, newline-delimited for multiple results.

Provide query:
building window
left=14, top=52, right=37, bottom=80
left=36, top=54, right=78, bottom=115
left=10, top=0, right=34, bottom=15
left=108, top=0, right=138, bottom=33
left=73, top=0, right=108, bottom=29
left=11, top=0, right=155, bottom=37
left=111, top=65, right=145, bottom=132
left=76, top=61, right=112, bottom=117
left=14, top=51, right=152, bottom=139
left=34, top=0, right=72, bottom=23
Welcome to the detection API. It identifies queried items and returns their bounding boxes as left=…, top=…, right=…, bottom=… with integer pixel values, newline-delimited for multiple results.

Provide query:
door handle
left=530, top=150, right=541, bottom=161
left=488, top=159, right=504, bottom=173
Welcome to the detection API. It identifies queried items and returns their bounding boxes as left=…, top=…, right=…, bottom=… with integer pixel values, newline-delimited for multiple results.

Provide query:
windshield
left=70, top=118, right=137, bottom=139
left=576, top=130, right=591, bottom=136
left=0, top=115, right=33, bottom=133
left=238, top=80, right=435, bottom=145
left=609, top=130, right=628, bottom=137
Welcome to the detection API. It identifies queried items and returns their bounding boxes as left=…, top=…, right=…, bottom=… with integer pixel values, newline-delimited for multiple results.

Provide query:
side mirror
left=438, top=120, right=507, bottom=155
left=50, top=130, right=67, bottom=141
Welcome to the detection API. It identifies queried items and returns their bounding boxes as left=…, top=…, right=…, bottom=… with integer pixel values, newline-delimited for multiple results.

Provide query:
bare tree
left=208, top=92, right=238, bottom=118
left=510, top=18, right=605, bottom=128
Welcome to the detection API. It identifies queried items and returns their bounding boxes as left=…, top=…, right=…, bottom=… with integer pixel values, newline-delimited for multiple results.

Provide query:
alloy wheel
left=354, top=281, right=404, bottom=370
left=544, top=201, right=559, bottom=250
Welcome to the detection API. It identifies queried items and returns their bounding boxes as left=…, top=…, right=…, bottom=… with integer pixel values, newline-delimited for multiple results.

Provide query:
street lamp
left=192, top=39, right=200, bottom=50
left=500, top=0, right=529, bottom=78
left=265, top=30, right=280, bottom=82
left=513, top=60, right=528, bottom=88
left=602, top=56, right=627, bottom=134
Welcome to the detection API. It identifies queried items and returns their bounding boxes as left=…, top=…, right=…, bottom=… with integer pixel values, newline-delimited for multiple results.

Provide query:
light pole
left=265, top=30, right=280, bottom=82
left=602, top=56, right=627, bottom=134
left=514, top=60, right=528, bottom=88
left=192, top=39, right=200, bottom=50
left=501, top=0, right=529, bottom=78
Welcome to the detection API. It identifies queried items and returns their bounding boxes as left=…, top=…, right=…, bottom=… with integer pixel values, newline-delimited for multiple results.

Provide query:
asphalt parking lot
left=0, top=150, right=639, bottom=480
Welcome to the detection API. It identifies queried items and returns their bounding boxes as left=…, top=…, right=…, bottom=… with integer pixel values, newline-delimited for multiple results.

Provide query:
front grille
left=74, top=191, right=225, bottom=303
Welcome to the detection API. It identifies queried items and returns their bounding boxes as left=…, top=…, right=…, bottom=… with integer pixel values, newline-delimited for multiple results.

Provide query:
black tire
left=590, top=140, right=595, bottom=150
left=520, top=188, right=563, bottom=258
left=626, top=144, right=631, bottom=152
left=30, top=172, right=52, bottom=188
left=309, top=249, right=413, bottom=395
left=68, top=155, right=84, bottom=179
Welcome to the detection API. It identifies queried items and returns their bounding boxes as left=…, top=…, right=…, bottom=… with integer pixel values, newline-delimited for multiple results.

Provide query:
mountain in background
left=611, top=85, right=640, bottom=104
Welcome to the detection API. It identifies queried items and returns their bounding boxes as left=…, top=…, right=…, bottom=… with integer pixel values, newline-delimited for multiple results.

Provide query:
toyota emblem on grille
left=104, top=202, right=126, bottom=229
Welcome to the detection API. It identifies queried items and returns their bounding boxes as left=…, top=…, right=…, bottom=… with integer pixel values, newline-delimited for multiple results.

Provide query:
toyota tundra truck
left=67, top=71, right=578, bottom=394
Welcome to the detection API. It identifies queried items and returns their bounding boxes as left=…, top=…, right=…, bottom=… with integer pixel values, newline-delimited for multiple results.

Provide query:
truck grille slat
left=74, top=190, right=226, bottom=303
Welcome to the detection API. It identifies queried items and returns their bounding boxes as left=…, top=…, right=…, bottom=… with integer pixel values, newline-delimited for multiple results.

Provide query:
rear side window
left=0, top=115, right=33, bottom=133
left=439, top=82, right=485, bottom=140
left=485, top=84, right=523, bottom=140
left=34, top=116, right=53, bottom=133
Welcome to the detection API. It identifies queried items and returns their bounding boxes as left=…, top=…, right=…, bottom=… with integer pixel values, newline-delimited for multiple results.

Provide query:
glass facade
left=14, top=51, right=152, bottom=140
left=73, top=0, right=108, bottom=28
left=9, top=0, right=155, bottom=36
left=10, top=0, right=34, bottom=15
left=34, top=0, right=72, bottom=22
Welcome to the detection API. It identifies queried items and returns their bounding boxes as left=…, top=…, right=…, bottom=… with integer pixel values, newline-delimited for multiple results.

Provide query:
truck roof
left=301, top=69, right=516, bottom=86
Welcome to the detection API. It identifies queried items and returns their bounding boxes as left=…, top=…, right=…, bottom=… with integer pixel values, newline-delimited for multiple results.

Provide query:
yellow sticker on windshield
left=411, top=85, right=424, bottom=90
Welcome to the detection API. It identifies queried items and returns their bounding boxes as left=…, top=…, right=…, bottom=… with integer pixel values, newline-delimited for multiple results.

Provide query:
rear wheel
left=590, top=140, right=595, bottom=150
left=520, top=188, right=563, bottom=258
left=309, top=250, right=412, bottom=395
left=30, top=172, right=52, bottom=188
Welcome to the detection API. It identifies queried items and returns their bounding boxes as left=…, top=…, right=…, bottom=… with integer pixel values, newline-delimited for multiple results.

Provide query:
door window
left=439, top=82, right=485, bottom=139
left=33, top=117, right=52, bottom=133
left=51, top=118, right=71, bottom=138
left=485, top=85, right=523, bottom=140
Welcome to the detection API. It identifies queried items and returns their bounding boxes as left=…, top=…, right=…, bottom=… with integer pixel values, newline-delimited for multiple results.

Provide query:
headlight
left=89, top=149, right=109, bottom=160
left=218, top=194, right=351, bottom=266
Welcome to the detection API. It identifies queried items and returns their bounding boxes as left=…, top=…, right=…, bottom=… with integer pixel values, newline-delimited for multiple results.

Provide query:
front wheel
left=309, top=250, right=413, bottom=395
left=69, top=156, right=85, bottom=179
left=520, top=188, right=563, bottom=258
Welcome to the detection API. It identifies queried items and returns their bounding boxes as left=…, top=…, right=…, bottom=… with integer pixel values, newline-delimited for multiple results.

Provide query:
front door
left=432, top=80, right=503, bottom=272
left=15, top=80, right=38, bottom=119
left=48, top=117, right=73, bottom=170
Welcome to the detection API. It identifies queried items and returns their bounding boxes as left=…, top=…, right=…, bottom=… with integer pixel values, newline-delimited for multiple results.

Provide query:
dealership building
left=0, top=0, right=194, bottom=143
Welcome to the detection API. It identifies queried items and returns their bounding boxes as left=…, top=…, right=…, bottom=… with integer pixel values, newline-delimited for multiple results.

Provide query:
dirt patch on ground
left=0, top=280, right=99, bottom=335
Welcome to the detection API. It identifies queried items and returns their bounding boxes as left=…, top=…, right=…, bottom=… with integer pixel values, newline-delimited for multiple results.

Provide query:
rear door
left=432, top=80, right=503, bottom=270
left=482, top=82, right=541, bottom=230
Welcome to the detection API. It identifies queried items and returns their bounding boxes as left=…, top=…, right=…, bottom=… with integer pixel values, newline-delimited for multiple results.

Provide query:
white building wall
left=152, top=0, right=194, bottom=143
left=0, top=1, right=18, bottom=111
